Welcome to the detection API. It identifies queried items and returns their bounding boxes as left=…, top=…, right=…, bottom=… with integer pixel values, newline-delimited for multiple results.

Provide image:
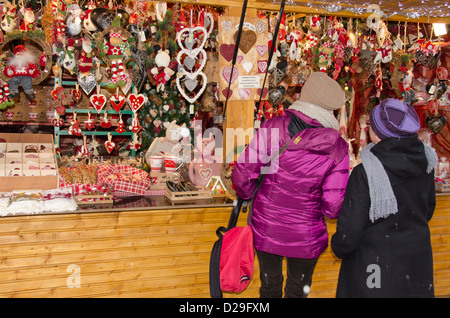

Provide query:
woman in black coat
left=331, top=98, right=437, bottom=298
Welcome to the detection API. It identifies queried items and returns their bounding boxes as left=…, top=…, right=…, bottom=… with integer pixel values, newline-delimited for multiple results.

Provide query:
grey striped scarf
left=361, top=142, right=438, bottom=223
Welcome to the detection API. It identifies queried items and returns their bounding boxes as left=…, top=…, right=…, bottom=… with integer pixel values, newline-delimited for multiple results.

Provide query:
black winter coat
left=331, top=136, right=436, bottom=298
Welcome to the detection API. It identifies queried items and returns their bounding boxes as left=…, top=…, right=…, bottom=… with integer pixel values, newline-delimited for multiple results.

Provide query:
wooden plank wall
left=0, top=199, right=448, bottom=298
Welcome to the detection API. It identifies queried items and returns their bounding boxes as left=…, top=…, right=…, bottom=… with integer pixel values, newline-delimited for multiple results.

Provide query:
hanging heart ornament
left=78, top=74, right=97, bottom=95
left=127, top=93, right=146, bottom=112
left=176, top=73, right=207, bottom=104
left=72, top=89, right=82, bottom=103
left=105, top=133, right=115, bottom=154
left=51, top=117, right=64, bottom=127
left=426, top=114, right=447, bottom=134
left=177, top=26, right=208, bottom=58
left=90, top=93, right=107, bottom=114
left=110, top=94, right=126, bottom=113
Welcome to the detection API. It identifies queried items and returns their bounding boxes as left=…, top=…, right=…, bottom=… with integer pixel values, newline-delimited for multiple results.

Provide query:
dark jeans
left=256, top=249, right=318, bottom=298
left=8, top=76, right=34, bottom=95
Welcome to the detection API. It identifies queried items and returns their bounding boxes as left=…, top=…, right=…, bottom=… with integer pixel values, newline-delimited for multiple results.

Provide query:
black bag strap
left=222, top=0, right=248, bottom=118
left=248, top=138, right=290, bottom=224
left=257, top=0, right=287, bottom=125
left=210, top=0, right=286, bottom=298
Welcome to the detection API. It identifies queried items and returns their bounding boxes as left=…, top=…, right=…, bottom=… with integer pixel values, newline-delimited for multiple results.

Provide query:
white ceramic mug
left=149, top=155, right=163, bottom=172
left=164, top=156, right=183, bottom=173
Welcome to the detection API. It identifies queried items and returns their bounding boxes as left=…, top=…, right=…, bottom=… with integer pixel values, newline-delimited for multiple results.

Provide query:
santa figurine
left=78, top=38, right=93, bottom=74
left=4, top=45, right=40, bottom=101
left=19, top=8, right=35, bottom=31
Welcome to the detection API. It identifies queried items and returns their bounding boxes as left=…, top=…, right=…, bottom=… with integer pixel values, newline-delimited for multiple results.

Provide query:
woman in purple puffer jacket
left=232, top=72, right=349, bottom=298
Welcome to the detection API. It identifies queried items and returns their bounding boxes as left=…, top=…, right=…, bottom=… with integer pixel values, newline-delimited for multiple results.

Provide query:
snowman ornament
left=63, top=38, right=77, bottom=75
left=1, top=6, right=17, bottom=33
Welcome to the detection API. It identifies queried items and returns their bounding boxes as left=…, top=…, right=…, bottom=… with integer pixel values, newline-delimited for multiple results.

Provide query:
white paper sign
left=238, top=76, right=260, bottom=89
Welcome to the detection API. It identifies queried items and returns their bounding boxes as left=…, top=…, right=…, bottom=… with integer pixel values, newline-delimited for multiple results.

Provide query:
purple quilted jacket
left=232, top=109, right=349, bottom=259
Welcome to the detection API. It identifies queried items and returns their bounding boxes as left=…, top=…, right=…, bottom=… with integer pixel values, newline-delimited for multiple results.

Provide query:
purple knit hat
left=370, top=98, right=420, bottom=140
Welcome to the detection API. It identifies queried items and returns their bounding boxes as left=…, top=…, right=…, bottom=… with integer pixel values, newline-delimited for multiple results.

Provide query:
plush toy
left=105, top=31, right=127, bottom=89
left=188, top=133, right=222, bottom=187
left=150, top=49, right=178, bottom=92
left=4, top=45, right=40, bottom=101
left=102, top=16, right=129, bottom=89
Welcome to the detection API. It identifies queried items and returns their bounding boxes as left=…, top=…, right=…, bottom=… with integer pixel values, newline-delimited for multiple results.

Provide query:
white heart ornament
left=242, top=62, right=253, bottom=73
left=184, top=78, right=198, bottom=92
left=221, top=20, right=232, bottom=32
left=204, top=12, right=214, bottom=36
left=239, top=88, right=251, bottom=100
left=256, top=45, right=268, bottom=57
left=177, top=48, right=207, bottom=77
left=78, top=73, right=97, bottom=95
left=176, top=72, right=207, bottom=104
left=150, top=109, right=158, bottom=118
left=163, top=121, right=171, bottom=129
left=177, top=26, right=208, bottom=58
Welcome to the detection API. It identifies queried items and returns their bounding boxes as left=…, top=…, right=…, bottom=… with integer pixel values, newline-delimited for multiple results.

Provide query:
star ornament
left=393, top=37, right=404, bottom=52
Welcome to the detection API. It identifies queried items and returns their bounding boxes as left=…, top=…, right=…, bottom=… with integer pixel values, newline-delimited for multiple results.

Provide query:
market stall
left=0, top=0, right=449, bottom=298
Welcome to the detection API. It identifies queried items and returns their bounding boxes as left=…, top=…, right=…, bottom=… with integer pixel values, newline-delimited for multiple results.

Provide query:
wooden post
left=223, top=7, right=257, bottom=163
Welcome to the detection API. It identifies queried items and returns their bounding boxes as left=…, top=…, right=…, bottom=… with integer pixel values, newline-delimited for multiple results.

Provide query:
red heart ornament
left=110, top=94, right=125, bottom=113
left=51, top=86, right=64, bottom=100
left=222, top=88, right=233, bottom=99
left=219, top=44, right=236, bottom=62
left=127, top=93, right=146, bottom=112
left=153, top=125, right=162, bottom=134
left=51, top=118, right=64, bottom=127
left=72, top=90, right=82, bottom=102
left=257, top=88, right=268, bottom=98
left=105, top=140, right=115, bottom=154
left=101, top=120, right=112, bottom=129
left=90, top=94, right=107, bottom=114
left=55, top=105, right=66, bottom=115
left=109, top=94, right=125, bottom=113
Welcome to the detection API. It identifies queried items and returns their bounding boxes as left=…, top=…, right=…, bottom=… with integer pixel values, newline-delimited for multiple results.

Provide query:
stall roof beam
left=168, top=0, right=450, bottom=23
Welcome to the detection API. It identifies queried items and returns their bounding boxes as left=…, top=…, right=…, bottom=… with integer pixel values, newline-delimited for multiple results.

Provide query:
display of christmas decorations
left=0, top=0, right=449, bottom=209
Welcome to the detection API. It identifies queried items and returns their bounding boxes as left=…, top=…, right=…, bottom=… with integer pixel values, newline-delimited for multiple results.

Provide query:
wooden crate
left=164, top=187, right=212, bottom=202
left=436, top=183, right=450, bottom=193
left=74, top=194, right=114, bottom=205
left=0, top=133, right=58, bottom=192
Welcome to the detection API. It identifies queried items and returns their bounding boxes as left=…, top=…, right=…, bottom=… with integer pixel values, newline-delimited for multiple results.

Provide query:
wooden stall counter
left=0, top=193, right=448, bottom=298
